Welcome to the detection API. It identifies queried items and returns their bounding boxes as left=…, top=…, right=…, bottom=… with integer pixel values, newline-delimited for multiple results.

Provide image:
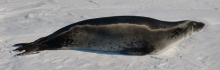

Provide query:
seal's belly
left=69, top=38, right=127, bottom=51
left=60, top=24, right=158, bottom=52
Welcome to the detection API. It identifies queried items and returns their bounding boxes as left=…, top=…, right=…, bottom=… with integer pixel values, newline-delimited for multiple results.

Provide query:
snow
left=0, top=0, right=220, bottom=70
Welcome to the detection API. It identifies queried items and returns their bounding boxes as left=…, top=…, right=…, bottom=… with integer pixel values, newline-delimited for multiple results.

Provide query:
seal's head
left=189, top=21, right=205, bottom=32
left=152, top=21, right=205, bottom=54
left=185, top=21, right=205, bottom=36
left=168, top=21, right=205, bottom=39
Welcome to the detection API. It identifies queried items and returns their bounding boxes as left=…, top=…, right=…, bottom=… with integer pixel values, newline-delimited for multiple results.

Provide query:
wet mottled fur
left=13, top=16, right=205, bottom=56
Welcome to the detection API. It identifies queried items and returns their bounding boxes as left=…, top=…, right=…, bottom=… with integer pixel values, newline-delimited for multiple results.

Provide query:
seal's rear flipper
left=13, top=37, right=47, bottom=52
left=13, top=44, right=33, bottom=52
left=15, top=44, right=49, bottom=56
left=16, top=51, right=39, bottom=56
left=13, top=43, right=30, bottom=47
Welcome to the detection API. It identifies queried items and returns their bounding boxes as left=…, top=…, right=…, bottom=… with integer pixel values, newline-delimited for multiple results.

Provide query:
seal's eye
left=193, top=24, right=196, bottom=27
left=193, top=24, right=196, bottom=28
left=192, top=24, right=197, bottom=31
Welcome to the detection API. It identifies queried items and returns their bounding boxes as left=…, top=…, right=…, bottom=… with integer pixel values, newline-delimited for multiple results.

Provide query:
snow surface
left=0, top=0, right=220, bottom=70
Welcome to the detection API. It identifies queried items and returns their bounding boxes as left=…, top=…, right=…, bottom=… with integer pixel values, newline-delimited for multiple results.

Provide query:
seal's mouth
left=198, top=27, right=205, bottom=32
left=193, top=28, right=202, bottom=32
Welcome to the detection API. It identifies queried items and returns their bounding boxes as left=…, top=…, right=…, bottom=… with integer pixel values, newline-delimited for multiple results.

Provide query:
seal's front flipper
left=119, top=48, right=149, bottom=55
left=120, top=46, right=155, bottom=55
